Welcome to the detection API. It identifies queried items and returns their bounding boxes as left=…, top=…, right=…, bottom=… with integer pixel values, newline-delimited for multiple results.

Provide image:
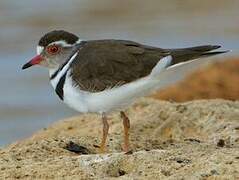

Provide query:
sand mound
left=0, top=99, right=238, bottom=179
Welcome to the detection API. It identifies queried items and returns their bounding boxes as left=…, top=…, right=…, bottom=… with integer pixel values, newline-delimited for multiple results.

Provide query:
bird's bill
left=22, top=55, right=43, bottom=69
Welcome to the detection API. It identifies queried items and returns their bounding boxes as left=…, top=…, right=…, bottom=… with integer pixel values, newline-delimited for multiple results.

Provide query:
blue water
left=0, top=0, right=238, bottom=146
left=0, top=54, right=77, bottom=145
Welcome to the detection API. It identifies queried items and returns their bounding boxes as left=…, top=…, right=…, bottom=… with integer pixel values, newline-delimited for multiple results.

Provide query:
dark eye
left=47, top=45, right=60, bottom=54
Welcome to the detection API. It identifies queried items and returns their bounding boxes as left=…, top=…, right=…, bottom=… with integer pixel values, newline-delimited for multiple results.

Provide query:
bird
left=22, top=30, right=227, bottom=153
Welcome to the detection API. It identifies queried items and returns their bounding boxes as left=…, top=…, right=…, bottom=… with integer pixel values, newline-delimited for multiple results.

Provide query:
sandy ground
left=0, top=99, right=238, bottom=179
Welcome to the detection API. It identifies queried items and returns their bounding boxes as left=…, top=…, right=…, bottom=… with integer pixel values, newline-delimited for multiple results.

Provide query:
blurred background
left=0, top=0, right=238, bottom=146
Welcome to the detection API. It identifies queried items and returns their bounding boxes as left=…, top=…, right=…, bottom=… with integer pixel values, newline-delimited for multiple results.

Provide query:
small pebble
left=217, top=139, right=225, bottom=147
left=65, top=141, right=90, bottom=154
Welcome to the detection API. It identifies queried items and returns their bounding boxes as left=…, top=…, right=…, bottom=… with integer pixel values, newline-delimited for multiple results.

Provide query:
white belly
left=62, top=71, right=159, bottom=113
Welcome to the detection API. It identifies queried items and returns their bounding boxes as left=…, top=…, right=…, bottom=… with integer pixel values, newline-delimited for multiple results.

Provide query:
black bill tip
left=22, top=62, right=33, bottom=70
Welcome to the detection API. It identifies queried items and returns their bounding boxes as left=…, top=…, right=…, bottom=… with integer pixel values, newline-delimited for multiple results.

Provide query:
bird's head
left=22, top=30, right=81, bottom=70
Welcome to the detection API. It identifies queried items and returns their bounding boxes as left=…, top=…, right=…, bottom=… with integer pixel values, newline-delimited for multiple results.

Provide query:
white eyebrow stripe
left=48, top=39, right=83, bottom=47
left=37, top=46, right=44, bottom=55
left=48, top=40, right=73, bottom=47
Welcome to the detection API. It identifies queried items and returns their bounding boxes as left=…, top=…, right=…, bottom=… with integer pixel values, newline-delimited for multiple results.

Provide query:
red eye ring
left=47, top=45, right=60, bottom=54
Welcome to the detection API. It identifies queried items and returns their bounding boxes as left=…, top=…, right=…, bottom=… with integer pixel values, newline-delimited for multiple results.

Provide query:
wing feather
left=70, top=40, right=164, bottom=92
left=70, top=40, right=225, bottom=92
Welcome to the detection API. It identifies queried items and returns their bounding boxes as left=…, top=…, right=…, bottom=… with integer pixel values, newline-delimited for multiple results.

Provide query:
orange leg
left=99, top=113, right=109, bottom=153
left=120, top=111, right=130, bottom=152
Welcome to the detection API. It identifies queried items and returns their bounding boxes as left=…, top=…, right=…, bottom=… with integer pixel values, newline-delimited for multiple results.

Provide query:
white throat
left=49, top=51, right=79, bottom=89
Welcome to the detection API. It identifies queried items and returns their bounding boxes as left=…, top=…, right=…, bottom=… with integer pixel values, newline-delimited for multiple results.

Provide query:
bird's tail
left=148, top=46, right=229, bottom=91
left=168, top=45, right=228, bottom=65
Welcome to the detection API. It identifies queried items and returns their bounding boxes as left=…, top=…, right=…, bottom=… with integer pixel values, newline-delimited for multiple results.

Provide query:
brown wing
left=70, top=40, right=225, bottom=92
left=70, top=40, right=169, bottom=92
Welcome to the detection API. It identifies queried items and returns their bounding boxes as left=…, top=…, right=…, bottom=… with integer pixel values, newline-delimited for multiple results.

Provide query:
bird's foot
left=121, top=143, right=130, bottom=153
left=99, top=145, right=106, bottom=154
left=93, top=143, right=108, bottom=154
